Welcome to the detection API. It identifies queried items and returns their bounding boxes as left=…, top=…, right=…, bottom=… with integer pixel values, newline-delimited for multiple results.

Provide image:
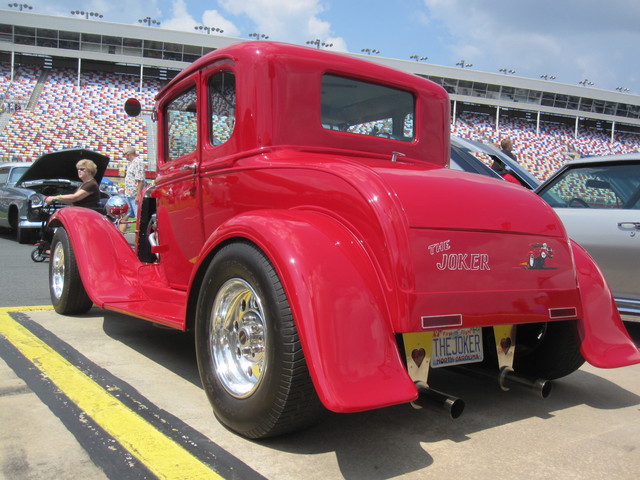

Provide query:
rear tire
left=195, top=242, right=323, bottom=439
left=49, top=228, right=93, bottom=315
left=513, top=320, right=585, bottom=379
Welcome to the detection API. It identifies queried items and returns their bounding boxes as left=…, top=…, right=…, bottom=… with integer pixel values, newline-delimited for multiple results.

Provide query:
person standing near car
left=45, top=159, right=100, bottom=208
left=499, top=137, right=517, bottom=161
left=491, top=138, right=521, bottom=185
left=120, top=146, right=146, bottom=233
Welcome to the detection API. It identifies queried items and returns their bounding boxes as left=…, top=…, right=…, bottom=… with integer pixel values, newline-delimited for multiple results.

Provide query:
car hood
left=17, top=149, right=110, bottom=185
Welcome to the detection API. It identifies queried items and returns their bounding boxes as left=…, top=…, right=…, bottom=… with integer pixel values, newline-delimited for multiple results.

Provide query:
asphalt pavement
left=1, top=229, right=639, bottom=480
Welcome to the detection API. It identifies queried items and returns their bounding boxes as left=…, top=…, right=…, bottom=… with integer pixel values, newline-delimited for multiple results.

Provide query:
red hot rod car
left=47, top=42, right=640, bottom=439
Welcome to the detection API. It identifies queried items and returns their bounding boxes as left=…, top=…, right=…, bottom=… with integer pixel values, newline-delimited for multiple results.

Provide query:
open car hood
left=17, top=149, right=110, bottom=185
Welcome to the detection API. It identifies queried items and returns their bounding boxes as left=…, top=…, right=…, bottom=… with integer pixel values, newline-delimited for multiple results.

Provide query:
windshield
left=9, top=166, right=29, bottom=184
left=321, top=74, right=415, bottom=142
left=538, top=162, right=640, bottom=209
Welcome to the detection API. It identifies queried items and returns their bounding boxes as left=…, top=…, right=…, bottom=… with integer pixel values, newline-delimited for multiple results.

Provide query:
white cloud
left=421, top=0, right=640, bottom=90
left=160, top=0, right=196, bottom=31
left=201, top=9, right=240, bottom=37
left=219, top=0, right=346, bottom=48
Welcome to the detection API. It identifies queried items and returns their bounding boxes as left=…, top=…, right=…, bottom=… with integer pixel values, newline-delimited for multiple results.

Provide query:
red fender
left=49, top=207, right=146, bottom=306
left=196, top=210, right=417, bottom=412
left=571, top=240, right=640, bottom=368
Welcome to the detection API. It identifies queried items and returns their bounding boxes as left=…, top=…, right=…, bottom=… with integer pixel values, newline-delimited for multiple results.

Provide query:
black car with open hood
left=0, top=149, right=111, bottom=243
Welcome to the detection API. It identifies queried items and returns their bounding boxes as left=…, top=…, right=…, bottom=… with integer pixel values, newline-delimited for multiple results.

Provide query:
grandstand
left=1, top=10, right=640, bottom=181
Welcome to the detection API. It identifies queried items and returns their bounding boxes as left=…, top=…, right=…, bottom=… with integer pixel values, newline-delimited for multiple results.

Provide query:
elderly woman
left=45, top=159, right=101, bottom=208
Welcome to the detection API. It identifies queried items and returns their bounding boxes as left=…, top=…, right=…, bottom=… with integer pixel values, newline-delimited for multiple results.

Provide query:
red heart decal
left=412, top=348, right=426, bottom=367
left=500, top=337, right=512, bottom=354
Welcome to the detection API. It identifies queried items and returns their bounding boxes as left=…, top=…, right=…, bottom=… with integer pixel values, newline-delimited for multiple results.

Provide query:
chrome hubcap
left=51, top=242, right=65, bottom=300
left=210, top=279, right=267, bottom=398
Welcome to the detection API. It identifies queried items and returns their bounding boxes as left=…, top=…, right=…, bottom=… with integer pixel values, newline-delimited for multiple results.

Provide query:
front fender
left=49, top=207, right=144, bottom=306
left=572, top=240, right=640, bottom=367
left=194, top=210, right=417, bottom=412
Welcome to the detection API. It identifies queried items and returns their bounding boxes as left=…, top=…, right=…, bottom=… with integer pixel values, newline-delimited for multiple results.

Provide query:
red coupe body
left=49, top=42, right=640, bottom=438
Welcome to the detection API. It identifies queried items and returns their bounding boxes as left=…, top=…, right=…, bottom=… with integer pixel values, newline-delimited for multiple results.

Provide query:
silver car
left=0, top=149, right=110, bottom=244
left=535, top=153, right=640, bottom=322
left=0, top=162, right=34, bottom=243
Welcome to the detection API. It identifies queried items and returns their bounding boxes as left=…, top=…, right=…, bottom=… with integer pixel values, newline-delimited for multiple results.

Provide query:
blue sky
left=10, top=0, right=640, bottom=93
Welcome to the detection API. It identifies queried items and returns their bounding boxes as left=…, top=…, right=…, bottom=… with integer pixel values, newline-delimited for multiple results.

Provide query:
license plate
left=431, top=327, right=483, bottom=367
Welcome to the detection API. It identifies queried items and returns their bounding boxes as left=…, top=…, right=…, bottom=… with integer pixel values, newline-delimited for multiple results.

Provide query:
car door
left=0, top=165, right=10, bottom=227
left=538, top=161, right=640, bottom=304
left=154, top=78, right=204, bottom=289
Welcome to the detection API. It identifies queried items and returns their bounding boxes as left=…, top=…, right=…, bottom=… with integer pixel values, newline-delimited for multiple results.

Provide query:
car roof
left=452, top=137, right=541, bottom=189
left=563, top=153, right=640, bottom=166
left=450, top=136, right=540, bottom=189
left=0, top=162, right=33, bottom=169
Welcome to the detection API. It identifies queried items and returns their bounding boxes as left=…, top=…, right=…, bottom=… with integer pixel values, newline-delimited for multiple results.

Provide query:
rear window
left=321, top=74, right=414, bottom=142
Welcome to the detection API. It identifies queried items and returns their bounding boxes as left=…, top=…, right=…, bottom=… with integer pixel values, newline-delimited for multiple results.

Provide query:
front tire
left=31, top=247, right=45, bottom=263
left=17, top=226, right=36, bottom=244
left=49, top=228, right=93, bottom=315
left=195, top=242, right=323, bottom=439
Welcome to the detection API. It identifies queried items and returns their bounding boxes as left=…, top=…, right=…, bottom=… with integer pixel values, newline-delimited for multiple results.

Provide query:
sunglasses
left=77, top=167, right=86, bottom=171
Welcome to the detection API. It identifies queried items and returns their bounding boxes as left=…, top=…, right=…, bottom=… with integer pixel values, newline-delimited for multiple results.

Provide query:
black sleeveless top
left=74, top=179, right=100, bottom=208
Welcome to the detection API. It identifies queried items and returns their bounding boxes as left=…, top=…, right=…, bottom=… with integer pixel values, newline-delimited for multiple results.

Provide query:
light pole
left=306, top=39, right=333, bottom=49
left=71, top=10, right=103, bottom=19
left=361, top=48, right=380, bottom=55
left=410, top=55, right=428, bottom=62
left=139, top=16, right=160, bottom=27
left=540, top=74, right=556, bottom=80
left=616, top=87, right=630, bottom=93
left=194, top=25, right=223, bottom=34
left=249, top=33, right=269, bottom=40
left=456, top=60, right=473, bottom=68
left=8, top=3, right=32, bottom=11
left=578, top=79, right=594, bottom=87
left=499, top=68, right=515, bottom=75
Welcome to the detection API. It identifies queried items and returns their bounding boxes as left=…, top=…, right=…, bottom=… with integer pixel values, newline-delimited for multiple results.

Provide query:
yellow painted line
left=0, top=307, right=222, bottom=480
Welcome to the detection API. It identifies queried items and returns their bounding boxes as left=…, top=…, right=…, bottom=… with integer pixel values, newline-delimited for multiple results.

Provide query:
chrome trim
left=616, top=298, right=640, bottom=323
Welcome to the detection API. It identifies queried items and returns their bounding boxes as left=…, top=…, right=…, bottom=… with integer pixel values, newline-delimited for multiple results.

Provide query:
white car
left=536, top=153, right=640, bottom=322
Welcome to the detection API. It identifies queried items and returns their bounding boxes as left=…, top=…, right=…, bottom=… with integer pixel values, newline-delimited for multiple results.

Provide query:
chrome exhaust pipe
left=499, top=367, right=552, bottom=399
left=412, top=381, right=465, bottom=419
left=452, top=366, right=552, bottom=399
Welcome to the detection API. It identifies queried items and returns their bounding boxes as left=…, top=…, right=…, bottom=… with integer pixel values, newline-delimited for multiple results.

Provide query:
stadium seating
left=1, top=62, right=639, bottom=181
left=452, top=112, right=640, bottom=180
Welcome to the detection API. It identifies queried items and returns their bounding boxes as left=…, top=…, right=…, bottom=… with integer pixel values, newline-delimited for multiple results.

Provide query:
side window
left=0, top=168, right=8, bottom=186
left=539, top=163, right=640, bottom=209
left=209, top=71, right=236, bottom=146
left=166, top=86, right=198, bottom=161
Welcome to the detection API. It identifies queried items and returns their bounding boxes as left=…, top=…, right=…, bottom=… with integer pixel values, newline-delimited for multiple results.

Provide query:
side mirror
left=124, top=98, right=142, bottom=117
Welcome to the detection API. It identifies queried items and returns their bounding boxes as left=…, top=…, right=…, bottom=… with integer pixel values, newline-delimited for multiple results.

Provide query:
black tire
left=513, top=320, right=585, bottom=379
left=195, top=242, right=323, bottom=439
left=17, top=226, right=36, bottom=244
left=31, top=248, right=45, bottom=263
left=49, top=228, right=93, bottom=315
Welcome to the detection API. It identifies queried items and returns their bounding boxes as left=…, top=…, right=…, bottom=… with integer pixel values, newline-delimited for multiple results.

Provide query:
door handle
left=180, top=162, right=197, bottom=173
left=618, top=222, right=640, bottom=230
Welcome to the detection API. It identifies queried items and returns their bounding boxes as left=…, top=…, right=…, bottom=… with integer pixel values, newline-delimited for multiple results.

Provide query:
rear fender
left=572, top=240, right=640, bottom=367
left=192, top=210, right=417, bottom=412
left=49, top=207, right=144, bottom=306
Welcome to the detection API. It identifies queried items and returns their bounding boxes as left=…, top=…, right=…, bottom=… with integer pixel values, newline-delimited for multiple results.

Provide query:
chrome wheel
left=51, top=241, right=66, bottom=301
left=210, top=278, right=267, bottom=398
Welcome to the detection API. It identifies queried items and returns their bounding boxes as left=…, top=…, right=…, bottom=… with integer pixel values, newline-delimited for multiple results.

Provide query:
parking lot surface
left=1, top=233, right=639, bottom=479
